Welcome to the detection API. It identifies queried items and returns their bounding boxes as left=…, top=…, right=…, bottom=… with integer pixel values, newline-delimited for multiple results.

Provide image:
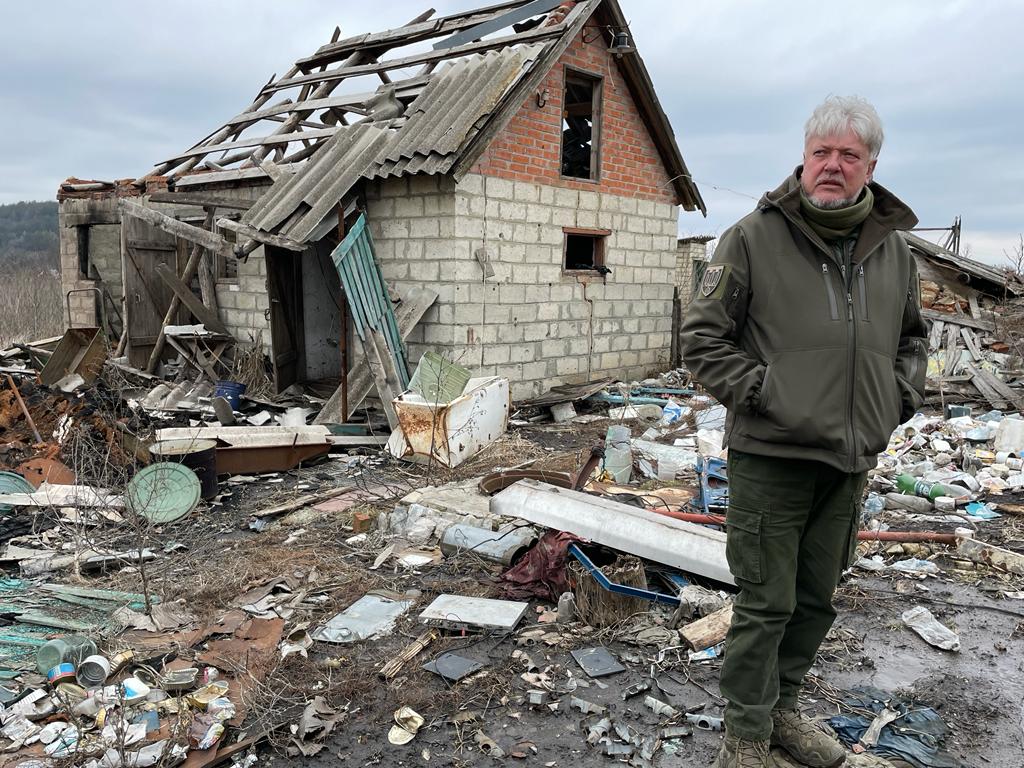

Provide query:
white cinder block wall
left=366, top=171, right=678, bottom=400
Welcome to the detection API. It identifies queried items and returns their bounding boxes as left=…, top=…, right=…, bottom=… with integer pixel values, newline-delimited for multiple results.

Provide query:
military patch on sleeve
left=700, top=264, right=728, bottom=298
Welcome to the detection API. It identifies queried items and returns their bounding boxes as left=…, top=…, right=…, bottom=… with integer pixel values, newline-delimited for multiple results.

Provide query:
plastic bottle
left=36, top=635, right=98, bottom=675
left=895, top=474, right=968, bottom=501
left=862, top=493, right=885, bottom=519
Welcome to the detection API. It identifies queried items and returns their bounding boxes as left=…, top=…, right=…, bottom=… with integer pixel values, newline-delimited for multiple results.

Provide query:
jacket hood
left=759, top=167, right=919, bottom=233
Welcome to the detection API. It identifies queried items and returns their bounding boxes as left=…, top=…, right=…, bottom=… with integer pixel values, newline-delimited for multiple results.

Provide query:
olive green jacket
left=681, top=170, right=928, bottom=473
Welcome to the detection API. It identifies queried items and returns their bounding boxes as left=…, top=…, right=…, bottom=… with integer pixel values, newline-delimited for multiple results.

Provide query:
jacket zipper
left=844, top=245, right=858, bottom=470
left=821, top=264, right=839, bottom=320
left=857, top=265, right=869, bottom=321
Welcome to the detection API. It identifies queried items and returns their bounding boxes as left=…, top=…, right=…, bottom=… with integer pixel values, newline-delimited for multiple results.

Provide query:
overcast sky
left=1, top=1, right=1021, bottom=264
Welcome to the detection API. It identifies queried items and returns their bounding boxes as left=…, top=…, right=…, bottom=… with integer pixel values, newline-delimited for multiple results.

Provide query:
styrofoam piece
left=388, top=377, right=510, bottom=468
left=491, top=479, right=734, bottom=585
left=419, top=594, right=528, bottom=631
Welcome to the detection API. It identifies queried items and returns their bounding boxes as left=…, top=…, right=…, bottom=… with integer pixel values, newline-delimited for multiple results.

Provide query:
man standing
left=681, top=96, right=928, bottom=768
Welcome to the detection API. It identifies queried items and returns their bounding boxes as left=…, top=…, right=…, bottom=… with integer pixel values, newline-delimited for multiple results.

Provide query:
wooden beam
left=266, top=22, right=565, bottom=94
left=295, top=4, right=524, bottom=68
left=215, top=82, right=429, bottom=128
left=147, top=192, right=254, bottom=210
left=158, top=126, right=340, bottom=165
left=155, top=263, right=231, bottom=337
left=922, top=307, right=995, bottom=332
left=118, top=200, right=228, bottom=255
left=216, top=217, right=306, bottom=253
left=967, top=363, right=1024, bottom=412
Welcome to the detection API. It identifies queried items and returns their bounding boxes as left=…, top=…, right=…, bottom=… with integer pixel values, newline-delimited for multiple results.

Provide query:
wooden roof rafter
left=141, top=1, right=566, bottom=184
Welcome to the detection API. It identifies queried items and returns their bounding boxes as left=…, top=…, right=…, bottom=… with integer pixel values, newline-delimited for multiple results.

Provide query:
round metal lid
left=125, top=462, right=200, bottom=524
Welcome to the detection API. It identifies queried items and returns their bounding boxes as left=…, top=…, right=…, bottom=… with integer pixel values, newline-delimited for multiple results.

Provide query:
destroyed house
left=57, top=0, right=705, bottom=416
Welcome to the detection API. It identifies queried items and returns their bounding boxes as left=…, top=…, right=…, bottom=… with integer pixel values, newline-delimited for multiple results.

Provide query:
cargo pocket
left=726, top=503, right=765, bottom=584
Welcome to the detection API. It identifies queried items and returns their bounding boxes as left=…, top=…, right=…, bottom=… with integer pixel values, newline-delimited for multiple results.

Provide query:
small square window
left=563, top=228, right=611, bottom=274
left=561, top=70, right=602, bottom=180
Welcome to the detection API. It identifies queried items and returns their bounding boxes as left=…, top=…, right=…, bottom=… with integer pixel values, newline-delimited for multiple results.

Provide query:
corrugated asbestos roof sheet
left=244, top=44, right=545, bottom=240
left=373, top=44, right=543, bottom=179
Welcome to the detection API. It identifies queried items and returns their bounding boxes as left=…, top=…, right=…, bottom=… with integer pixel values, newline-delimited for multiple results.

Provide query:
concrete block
left=578, top=190, right=599, bottom=210
left=512, top=263, right=539, bottom=284
left=484, top=176, right=514, bottom=200
left=523, top=322, right=549, bottom=342
left=457, top=173, right=484, bottom=196
left=485, top=303, right=513, bottom=324
left=512, top=303, right=540, bottom=323
left=513, top=181, right=541, bottom=203
left=394, top=196, right=424, bottom=217
left=453, top=303, right=484, bottom=325
left=408, top=175, right=439, bottom=195
left=556, top=356, right=582, bottom=375
left=485, top=197, right=502, bottom=219
left=409, top=218, right=440, bottom=238
left=554, top=188, right=578, bottom=208
left=454, top=216, right=485, bottom=239
left=637, top=199, right=655, bottom=217
left=499, top=284, right=526, bottom=304
left=500, top=201, right=528, bottom=221
left=539, top=186, right=555, bottom=205
left=380, top=177, right=409, bottom=198
left=525, top=203, right=552, bottom=224
left=380, top=220, right=410, bottom=239
left=483, top=345, right=511, bottom=365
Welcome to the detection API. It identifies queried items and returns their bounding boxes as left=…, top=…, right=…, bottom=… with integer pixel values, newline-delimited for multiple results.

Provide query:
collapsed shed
left=56, top=0, right=705, bottom=420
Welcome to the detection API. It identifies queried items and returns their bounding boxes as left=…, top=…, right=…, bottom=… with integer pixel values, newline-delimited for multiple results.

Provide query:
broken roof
left=903, top=231, right=1018, bottom=298
left=142, top=0, right=704, bottom=249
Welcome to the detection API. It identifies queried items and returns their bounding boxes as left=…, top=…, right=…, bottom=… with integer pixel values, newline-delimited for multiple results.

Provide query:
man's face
left=801, top=129, right=877, bottom=208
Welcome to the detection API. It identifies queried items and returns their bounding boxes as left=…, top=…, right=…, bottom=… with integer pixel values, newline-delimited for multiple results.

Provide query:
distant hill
left=0, top=201, right=59, bottom=269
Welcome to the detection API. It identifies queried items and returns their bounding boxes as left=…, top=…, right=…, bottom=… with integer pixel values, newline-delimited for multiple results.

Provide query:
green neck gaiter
left=799, top=186, right=874, bottom=241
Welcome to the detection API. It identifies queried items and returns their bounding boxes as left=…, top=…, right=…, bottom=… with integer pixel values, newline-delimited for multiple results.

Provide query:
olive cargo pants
left=720, top=450, right=866, bottom=741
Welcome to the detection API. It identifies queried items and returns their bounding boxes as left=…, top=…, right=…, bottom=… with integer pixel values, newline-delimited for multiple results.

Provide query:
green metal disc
left=126, top=462, right=200, bottom=524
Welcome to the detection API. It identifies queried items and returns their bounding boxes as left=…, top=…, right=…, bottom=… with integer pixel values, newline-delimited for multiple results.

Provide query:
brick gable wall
left=470, top=25, right=677, bottom=205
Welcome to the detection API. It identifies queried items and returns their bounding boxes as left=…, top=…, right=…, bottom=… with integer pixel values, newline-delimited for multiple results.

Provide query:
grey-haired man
left=682, top=96, right=928, bottom=768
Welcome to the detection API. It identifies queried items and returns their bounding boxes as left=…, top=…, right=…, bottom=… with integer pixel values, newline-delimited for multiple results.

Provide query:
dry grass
left=0, top=267, right=63, bottom=348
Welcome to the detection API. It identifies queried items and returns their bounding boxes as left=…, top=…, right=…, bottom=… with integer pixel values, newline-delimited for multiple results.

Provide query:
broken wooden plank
left=147, top=191, right=255, bottom=210
left=943, top=324, right=960, bottom=377
left=928, top=319, right=945, bottom=351
left=216, top=217, right=306, bottom=252
left=154, top=263, right=231, bottom=337
left=956, top=531, right=1024, bottom=575
left=266, top=21, right=566, bottom=94
left=960, top=327, right=983, bottom=361
left=967, top=363, right=1024, bottom=412
left=922, top=308, right=995, bottom=333
left=315, top=285, right=438, bottom=424
left=680, top=604, right=734, bottom=650
left=159, top=126, right=340, bottom=165
left=118, top=200, right=228, bottom=255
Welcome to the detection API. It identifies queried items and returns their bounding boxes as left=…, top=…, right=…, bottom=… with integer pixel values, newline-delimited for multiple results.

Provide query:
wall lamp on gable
left=581, top=23, right=635, bottom=56
left=536, top=88, right=550, bottom=108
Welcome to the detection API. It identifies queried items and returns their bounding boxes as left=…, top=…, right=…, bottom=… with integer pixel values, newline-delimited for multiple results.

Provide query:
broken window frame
left=562, top=226, right=610, bottom=276
left=560, top=67, right=603, bottom=182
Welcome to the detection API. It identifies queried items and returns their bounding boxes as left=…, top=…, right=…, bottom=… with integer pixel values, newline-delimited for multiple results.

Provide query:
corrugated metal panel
left=243, top=123, right=391, bottom=240
left=331, top=213, right=411, bottom=386
left=374, top=43, right=546, bottom=179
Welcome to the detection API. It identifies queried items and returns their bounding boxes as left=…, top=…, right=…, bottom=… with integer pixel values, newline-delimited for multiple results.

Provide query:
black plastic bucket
left=149, top=439, right=219, bottom=500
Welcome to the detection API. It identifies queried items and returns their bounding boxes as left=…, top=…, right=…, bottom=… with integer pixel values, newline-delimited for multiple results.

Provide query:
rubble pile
left=0, top=326, right=1021, bottom=766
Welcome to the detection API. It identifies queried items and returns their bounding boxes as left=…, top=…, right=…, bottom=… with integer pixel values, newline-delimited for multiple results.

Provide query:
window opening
left=563, top=229, right=609, bottom=273
left=76, top=225, right=90, bottom=278
left=561, top=72, right=601, bottom=179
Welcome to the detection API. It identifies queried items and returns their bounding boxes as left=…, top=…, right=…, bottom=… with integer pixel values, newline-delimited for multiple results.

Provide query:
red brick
left=470, top=25, right=677, bottom=204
